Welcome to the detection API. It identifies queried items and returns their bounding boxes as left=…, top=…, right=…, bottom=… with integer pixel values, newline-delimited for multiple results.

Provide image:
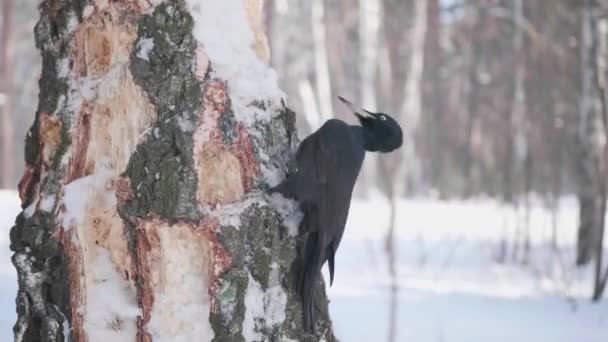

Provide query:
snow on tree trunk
left=10, top=0, right=336, bottom=341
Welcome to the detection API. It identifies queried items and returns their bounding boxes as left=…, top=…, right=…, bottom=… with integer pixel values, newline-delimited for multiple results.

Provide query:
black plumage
left=271, top=96, right=403, bottom=331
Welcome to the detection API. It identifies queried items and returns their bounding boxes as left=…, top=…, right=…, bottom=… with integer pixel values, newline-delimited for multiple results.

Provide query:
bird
left=270, top=96, right=403, bottom=331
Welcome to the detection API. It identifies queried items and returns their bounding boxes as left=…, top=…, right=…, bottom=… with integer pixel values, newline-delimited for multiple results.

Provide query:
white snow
left=267, top=193, right=302, bottom=237
left=259, top=159, right=284, bottom=189
left=136, top=38, right=155, bottom=62
left=53, top=304, right=71, bottom=342
left=326, top=195, right=608, bottom=342
left=146, top=225, right=215, bottom=342
left=185, top=0, right=286, bottom=127
left=243, top=264, right=288, bottom=341
left=61, top=169, right=114, bottom=228
left=82, top=250, right=140, bottom=341
left=56, top=58, right=71, bottom=79
left=23, top=202, right=36, bottom=218
left=242, top=273, right=265, bottom=341
left=58, top=169, right=141, bottom=341
left=3, top=190, right=608, bottom=341
left=39, top=194, right=56, bottom=213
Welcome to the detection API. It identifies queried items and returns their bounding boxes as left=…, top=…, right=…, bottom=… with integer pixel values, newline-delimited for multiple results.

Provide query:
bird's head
left=338, top=96, right=403, bottom=152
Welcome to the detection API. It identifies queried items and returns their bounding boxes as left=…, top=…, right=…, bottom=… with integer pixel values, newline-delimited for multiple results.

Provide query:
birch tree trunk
left=378, top=1, right=427, bottom=341
left=590, top=0, right=608, bottom=300
left=576, top=0, right=607, bottom=268
left=10, top=0, right=336, bottom=341
left=463, top=5, right=483, bottom=198
left=356, top=0, right=381, bottom=197
left=311, top=0, right=333, bottom=119
left=509, top=0, right=530, bottom=263
left=268, top=0, right=319, bottom=134
left=399, top=0, right=427, bottom=194
left=421, top=0, right=444, bottom=195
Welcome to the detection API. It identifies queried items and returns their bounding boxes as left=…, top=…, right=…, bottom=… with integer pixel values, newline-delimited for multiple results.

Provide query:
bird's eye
left=380, top=115, right=387, bottom=121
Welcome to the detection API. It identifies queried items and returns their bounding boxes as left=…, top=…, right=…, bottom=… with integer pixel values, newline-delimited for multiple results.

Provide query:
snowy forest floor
left=1, top=190, right=608, bottom=341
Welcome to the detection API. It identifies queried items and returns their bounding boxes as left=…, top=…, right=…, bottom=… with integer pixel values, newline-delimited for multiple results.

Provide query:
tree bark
left=421, top=0, right=444, bottom=195
left=576, top=0, right=607, bottom=268
left=356, top=0, right=381, bottom=197
left=268, top=0, right=318, bottom=135
left=462, top=4, right=483, bottom=198
left=590, top=0, right=608, bottom=300
left=1, top=0, right=15, bottom=188
left=10, top=1, right=336, bottom=341
left=399, top=0, right=427, bottom=194
left=311, top=0, right=333, bottom=119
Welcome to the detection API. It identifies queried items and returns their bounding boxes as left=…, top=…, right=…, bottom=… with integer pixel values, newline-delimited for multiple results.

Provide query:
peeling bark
left=11, top=0, right=336, bottom=341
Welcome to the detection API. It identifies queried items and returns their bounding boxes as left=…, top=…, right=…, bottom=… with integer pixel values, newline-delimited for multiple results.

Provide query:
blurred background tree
left=1, top=0, right=40, bottom=189
left=5, top=2, right=601, bottom=209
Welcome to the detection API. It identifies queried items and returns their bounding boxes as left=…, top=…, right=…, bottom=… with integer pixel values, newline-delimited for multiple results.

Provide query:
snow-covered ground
left=326, top=196, right=608, bottom=342
left=1, top=190, right=607, bottom=341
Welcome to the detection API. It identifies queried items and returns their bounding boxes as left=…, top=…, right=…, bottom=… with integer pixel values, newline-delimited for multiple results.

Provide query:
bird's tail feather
left=300, top=231, right=324, bottom=331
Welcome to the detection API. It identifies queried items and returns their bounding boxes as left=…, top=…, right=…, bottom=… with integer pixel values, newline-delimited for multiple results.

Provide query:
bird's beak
left=338, top=96, right=374, bottom=119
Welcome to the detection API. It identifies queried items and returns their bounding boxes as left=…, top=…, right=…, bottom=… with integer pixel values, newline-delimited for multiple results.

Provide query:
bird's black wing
left=298, top=129, right=335, bottom=330
left=291, top=132, right=331, bottom=202
left=298, top=120, right=365, bottom=330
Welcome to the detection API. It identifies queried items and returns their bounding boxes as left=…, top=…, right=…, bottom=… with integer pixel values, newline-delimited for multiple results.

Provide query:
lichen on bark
left=11, top=0, right=83, bottom=340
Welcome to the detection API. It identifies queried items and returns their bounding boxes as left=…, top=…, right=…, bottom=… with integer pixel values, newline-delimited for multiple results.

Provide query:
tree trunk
left=1, top=0, right=15, bottom=188
left=399, top=0, right=426, bottom=194
left=463, top=4, right=483, bottom=198
left=268, top=0, right=318, bottom=135
left=421, top=0, right=444, bottom=195
left=590, top=0, right=608, bottom=300
left=576, top=0, right=607, bottom=268
left=510, top=0, right=531, bottom=264
left=10, top=1, right=336, bottom=341
left=311, top=0, right=333, bottom=119
left=356, top=0, right=381, bottom=197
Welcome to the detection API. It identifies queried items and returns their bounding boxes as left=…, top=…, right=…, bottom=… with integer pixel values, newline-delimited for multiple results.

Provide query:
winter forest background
left=2, top=0, right=608, bottom=341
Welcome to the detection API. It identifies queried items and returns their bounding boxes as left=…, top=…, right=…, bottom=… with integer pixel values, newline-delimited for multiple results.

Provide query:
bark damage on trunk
left=11, top=0, right=336, bottom=341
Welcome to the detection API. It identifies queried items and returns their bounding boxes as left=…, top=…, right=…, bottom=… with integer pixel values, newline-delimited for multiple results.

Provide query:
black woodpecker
left=270, top=96, right=403, bottom=331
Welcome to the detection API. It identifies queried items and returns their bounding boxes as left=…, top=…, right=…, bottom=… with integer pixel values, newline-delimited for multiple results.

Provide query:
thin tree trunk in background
left=385, top=192, right=398, bottom=342
left=359, top=0, right=380, bottom=110
left=577, top=0, right=607, bottom=268
left=357, top=0, right=381, bottom=197
left=510, top=0, right=530, bottom=263
left=326, top=0, right=359, bottom=121
left=400, top=0, right=427, bottom=194
left=463, top=5, right=483, bottom=198
left=592, top=0, right=608, bottom=301
left=1, top=0, right=15, bottom=188
left=422, top=0, right=444, bottom=195
left=10, top=1, right=336, bottom=340
left=377, top=154, right=400, bottom=342
left=522, top=153, right=532, bottom=263
left=270, top=0, right=316, bottom=135
left=380, top=1, right=427, bottom=340
left=312, top=0, right=333, bottom=118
